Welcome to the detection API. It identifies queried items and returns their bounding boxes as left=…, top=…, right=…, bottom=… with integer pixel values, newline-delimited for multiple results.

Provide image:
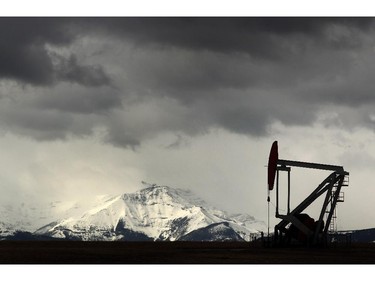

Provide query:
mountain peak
left=138, top=183, right=191, bottom=197
left=138, top=184, right=175, bottom=196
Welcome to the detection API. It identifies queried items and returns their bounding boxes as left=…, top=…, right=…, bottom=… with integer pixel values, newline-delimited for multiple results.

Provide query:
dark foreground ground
left=0, top=241, right=375, bottom=264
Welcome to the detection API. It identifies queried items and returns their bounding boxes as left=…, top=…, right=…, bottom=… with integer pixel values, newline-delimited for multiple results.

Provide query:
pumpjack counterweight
left=267, top=141, right=349, bottom=247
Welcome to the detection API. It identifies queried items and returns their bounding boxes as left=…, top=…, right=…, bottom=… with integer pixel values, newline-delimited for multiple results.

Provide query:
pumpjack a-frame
left=267, top=141, right=349, bottom=246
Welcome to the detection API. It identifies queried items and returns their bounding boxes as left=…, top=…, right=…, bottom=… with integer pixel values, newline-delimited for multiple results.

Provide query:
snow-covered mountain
left=35, top=185, right=266, bottom=241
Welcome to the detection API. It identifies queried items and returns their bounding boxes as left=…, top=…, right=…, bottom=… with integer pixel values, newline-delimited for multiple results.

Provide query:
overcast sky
left=2, top=17, right=375, bottom=230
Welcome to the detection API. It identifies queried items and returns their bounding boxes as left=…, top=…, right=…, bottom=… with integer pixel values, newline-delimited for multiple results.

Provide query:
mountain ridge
left=34, top=185, right=266, bottom=241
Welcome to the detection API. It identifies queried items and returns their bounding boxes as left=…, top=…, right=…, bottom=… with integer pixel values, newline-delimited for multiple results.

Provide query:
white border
left=1, top=0, right=375, bottom=16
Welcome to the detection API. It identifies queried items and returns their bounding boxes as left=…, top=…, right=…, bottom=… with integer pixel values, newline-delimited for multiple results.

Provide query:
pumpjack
left=267, top=141, right=349, bottom=246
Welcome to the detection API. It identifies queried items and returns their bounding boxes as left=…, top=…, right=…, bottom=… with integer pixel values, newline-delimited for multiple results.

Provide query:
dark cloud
left=0, top=101, right=105, bottom=142
left=104, top=127, right=141, bottom=149
left=82, top=17, right=375, bottom=57
left=2, top=18, right=375, bottom=147
left=97, top=18, right=375, bottom=103
left=0, top=82, right=121, bottom=143
left=0, top=18, right=110, bottom=87
left=0, top=18, right=72, bottom=85
left=0, top=106, right=75, bottom=141
left=31, top=83, right=121, bottom=114
left=53, top=54, right=111, bottom=87
left=0, top=40, right=54, bottom=85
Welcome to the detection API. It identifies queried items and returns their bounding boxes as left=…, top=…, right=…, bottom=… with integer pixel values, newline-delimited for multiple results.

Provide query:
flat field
left=0, top=241, right=374, bottom=264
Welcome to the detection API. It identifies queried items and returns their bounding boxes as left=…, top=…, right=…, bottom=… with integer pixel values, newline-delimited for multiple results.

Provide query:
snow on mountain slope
left=36, top=185, right=267, bottom=241
left=179, top=222, right=245, bottom=241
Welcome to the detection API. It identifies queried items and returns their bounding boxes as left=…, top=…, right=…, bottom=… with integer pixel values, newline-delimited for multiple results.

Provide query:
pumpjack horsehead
left=267, top=141, right=349, bottom=246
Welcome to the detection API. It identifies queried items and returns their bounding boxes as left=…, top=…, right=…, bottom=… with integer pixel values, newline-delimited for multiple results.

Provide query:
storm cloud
left=0, top=18, right=110, bottom=87
left=1, top=18, right=375, bottom=147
